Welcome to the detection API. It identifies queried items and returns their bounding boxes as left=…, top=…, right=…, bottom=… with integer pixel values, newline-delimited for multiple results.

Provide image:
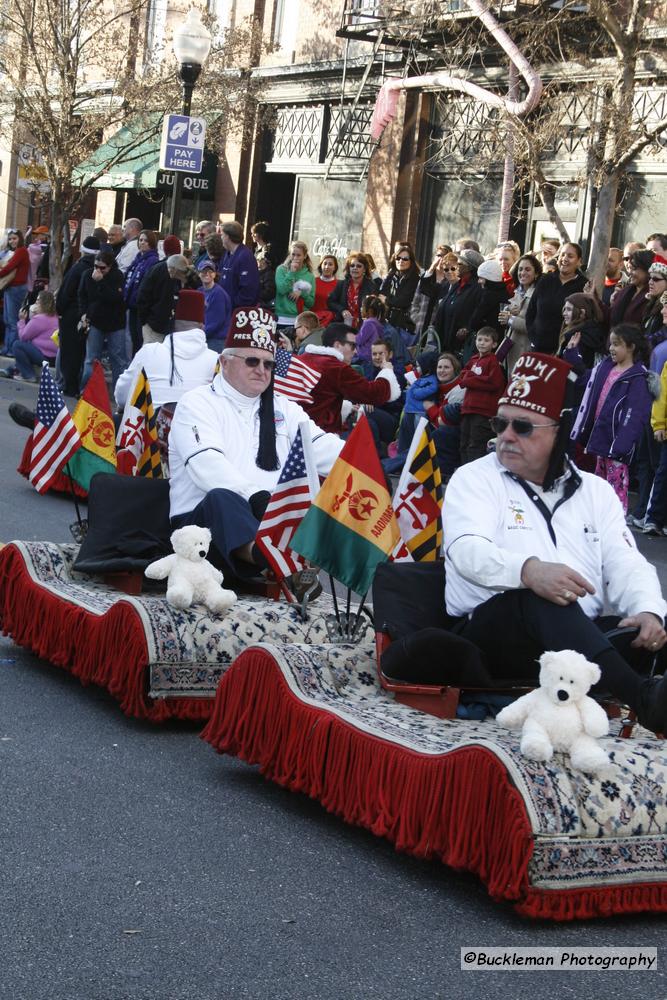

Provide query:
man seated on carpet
left=168, top=306, right=344, bottom=592
left=298, top=323, right=401, bottom=436
left=442, top=351, right=667, bottom=735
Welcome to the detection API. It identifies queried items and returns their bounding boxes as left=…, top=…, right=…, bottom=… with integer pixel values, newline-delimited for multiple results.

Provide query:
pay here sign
left=159, top=114, right=207, bottom=173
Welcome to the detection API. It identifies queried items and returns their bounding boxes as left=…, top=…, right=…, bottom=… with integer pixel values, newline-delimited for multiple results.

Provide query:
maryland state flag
left=392, top=417, right=443, bottom=561
left=291, top=416, right=400, bottom=595
left=63, top=360, right=116, bottom=490
left=116, top=368, right=162, bottom=477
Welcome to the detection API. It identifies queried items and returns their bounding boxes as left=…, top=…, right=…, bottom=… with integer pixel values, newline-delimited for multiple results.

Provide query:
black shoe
left=9, top=402, right=36, bottom=429
left=637, top=674, right=667, bottom=734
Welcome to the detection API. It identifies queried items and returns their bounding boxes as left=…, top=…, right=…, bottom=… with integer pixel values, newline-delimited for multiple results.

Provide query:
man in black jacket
left=137, top=251, right=187, bottom=344
left=55, top=236, right=99, bottom=396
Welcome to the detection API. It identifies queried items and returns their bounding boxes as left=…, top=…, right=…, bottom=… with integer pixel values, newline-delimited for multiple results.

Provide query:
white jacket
left=114, top=329, right=219, bottom=409
left=168, top=370, right=345, bottom=517
left=115, top=238, right=139, bottom=274
left=444, top=452, right=666, bottom=621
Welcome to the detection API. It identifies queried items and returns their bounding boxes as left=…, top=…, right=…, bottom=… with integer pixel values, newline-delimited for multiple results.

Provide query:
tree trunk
left=49, top=195, right=68, bottom=292
left=587, top=172, right=620, bottom=294
left=533, top=176, right=570, bottom=243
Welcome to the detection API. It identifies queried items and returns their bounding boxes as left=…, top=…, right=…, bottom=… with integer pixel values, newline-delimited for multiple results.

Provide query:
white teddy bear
left=144, top=525, right=237, bottom=614
left=496, top=649, right=610, bottom=773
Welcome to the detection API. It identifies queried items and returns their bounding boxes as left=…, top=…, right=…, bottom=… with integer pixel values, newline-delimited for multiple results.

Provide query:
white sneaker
left=643, top=521, right=661, bottom=535
left=630, top=515, right=645, bottom=529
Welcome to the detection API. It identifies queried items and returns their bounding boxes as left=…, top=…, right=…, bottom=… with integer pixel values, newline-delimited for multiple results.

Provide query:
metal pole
left=170, top=62, right=201, bottom=238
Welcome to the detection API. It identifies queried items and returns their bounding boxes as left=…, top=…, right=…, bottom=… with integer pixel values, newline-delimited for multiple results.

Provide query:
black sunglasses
left=227, top=352, right=274, bottom=371
left=94, top=262, right=109, bottom=270
left=396, top=256, right=411, bottom=262
left=491, top=416, right=558, bottom=437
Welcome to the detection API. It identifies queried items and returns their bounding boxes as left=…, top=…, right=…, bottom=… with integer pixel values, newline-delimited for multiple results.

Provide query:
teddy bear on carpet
left=145, top=525, right=237, bottom=614
left=496, top=649, right=610, bottom=773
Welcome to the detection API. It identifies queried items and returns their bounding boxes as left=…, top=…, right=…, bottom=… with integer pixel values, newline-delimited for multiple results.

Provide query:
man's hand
left=618, top=612, right=667, bottom=650
left=520, top=557, right=596, bottom=605
left=422, top=399, right=436, bottom=410
left=278, top=332, right=292, bottom=351
left=655, top=429, right=666, bottom=443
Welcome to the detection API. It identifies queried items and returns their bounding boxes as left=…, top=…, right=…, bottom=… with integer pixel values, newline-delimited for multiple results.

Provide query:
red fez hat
left=225, top=306, right=276, bottom=356
left=498, top=352, right=576, bottom=421
left=175, top=289, right=205, bottom=325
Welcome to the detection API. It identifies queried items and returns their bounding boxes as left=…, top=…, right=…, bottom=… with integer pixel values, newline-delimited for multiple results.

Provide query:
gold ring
left=562, top=590, right=574, bottom=601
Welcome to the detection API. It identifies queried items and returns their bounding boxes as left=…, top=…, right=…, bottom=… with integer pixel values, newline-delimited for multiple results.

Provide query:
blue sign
left=159, top=114, right=207, bottom=173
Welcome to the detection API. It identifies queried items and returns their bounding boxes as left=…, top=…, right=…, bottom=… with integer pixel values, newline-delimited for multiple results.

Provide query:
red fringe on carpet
left=0, top=543, right=212, bottom=724
left=201, top=647, right=667, bottom=920
left=201, top=648, right=533, bottom=904
left=18, top=436, right=88, bottom=498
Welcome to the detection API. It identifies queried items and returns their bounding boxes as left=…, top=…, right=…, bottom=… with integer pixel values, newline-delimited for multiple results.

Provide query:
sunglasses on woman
left=226, top=352, right=275, bottom=371
left=94, top=262, right=109, bottom=271
left=396, top=255, right=411, bottom=262
left=491, top=416, right=558, bottom=437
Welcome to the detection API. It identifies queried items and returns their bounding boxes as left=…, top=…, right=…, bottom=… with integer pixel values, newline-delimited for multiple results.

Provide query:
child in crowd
left=458, top=326, right=506, bottom=463
left=557, top=292, right=607, bottom=368
left=424, top=352, right=466, bottom=483
left=353, top=295, right=386, bottom=374
left=569, top=323, right=657, bottom=513
left=395, top=350, right=440, bottom=452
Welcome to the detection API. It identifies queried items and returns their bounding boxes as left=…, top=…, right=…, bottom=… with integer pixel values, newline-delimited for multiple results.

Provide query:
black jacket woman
left=78, top=250, right=127, bottom=391
left=432, top=249, right=484, bottom=353
left=327, top=251, right=376, bottom=330
left=379, top=244, right=420, bottom=346
left=460, top=258, right=510, bottom=362
left=56, top=238, right=99, bottom=395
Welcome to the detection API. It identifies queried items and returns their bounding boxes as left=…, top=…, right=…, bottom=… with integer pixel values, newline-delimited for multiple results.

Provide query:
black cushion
left=372, top=561, right=452, bottom=639
left=73, top=473, right=172, bottom=575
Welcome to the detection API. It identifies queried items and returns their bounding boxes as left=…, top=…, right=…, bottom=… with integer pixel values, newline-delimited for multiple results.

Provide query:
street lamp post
left=170, top=8, right=211, bottom=239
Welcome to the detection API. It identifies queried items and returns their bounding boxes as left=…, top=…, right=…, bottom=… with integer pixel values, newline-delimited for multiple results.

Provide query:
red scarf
left=502, top=271, right=516, bottom=297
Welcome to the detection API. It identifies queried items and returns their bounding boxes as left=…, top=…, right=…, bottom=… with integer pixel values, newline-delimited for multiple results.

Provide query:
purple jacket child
left=570, top=355, right=659, bottom=464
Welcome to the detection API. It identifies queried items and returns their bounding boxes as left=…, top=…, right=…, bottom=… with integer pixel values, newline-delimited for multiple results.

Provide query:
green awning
left=73, top=116, right=163, bottom=190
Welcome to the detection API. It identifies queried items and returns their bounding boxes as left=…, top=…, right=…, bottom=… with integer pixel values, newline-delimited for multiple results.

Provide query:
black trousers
left=455, top=589, right=657, bottom=711
left=171, top=487, right=269, bottom=581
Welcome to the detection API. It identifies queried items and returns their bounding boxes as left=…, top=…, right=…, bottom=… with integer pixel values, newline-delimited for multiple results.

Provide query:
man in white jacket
left=168, top=305, right=344, bottom=584
left=114, top=291, right=219, bottom=410
left=444, top=351, right=667, bottom=734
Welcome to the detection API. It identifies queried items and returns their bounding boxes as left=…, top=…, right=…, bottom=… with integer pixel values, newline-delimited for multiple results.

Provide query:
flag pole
left=328, top=573, right=341, bottom=626
left=345, top=587, right=352, bottom=638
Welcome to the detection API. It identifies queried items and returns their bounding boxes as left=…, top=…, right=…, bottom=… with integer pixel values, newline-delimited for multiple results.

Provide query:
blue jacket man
left=219, top=221, right=260, bottom=309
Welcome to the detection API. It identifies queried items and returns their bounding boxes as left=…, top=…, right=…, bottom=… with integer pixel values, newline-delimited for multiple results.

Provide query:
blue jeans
left=12, top=340, right=47, bottom=379
left=81, top=325, right=128, bottom=391
left=3, top=284, right=28, bottom=354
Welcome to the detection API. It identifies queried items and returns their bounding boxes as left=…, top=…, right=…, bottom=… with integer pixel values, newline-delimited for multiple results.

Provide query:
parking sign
left=159, top=114, right=207, bottom=173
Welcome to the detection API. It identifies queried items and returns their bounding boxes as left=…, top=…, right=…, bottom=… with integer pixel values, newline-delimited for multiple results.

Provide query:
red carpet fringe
left=18, top=436, right=88, bottom=497
left=202, top=648, right=533, bottom=905
left=0, top=543, right=212, bottom=723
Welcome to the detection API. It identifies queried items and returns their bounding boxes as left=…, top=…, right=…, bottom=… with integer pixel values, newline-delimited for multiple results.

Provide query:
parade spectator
left=454, top=237, right=480, bottom=253
left=0, top=291, right=58, bottom=381
left=415, top=248, right=458, bottom=337
left=379, top=244, right=420, bottom=350
left=353, top=294, right=386, bottom=373
left=643, top=320, right=667, bottom=535
left=275, top=241, right=315, bottom=332
left=526, top=242, right=587, bottom=353
left=395, top=350, right=440, bottom=454
left=115, top=218, right=143, bottom=274
left=136, top=237, right=186, bottom=344
left=293, top=311, right=323, bottom=351
left=602, top=247, right=625, bottom=305
left=79, top=250, right=127, bottom=391
left=115, top=290, right=219, bottom=410
left=200, top=232, right=224, bottom=274
left=298, top=322, right=400, bottom=435
left=0, top=229, right=30, bottom=356
left=458, top=326, right=506, bottom=462
left=538, top=238, right=560, bottom=270
left=193, top=221, right=215, bottom=263
left=327, top=251, right=375, bottom=331
left=168, top=307, right=344, bottom=587
left=497, top=253, right=542, bottom=373
left=432, top=248, right=484, bottom=354
left=219, top=221, right=260, bottom=309
left=622, top=241, right=646, bottom=278
left=107, top=224, right=125, bottom=258
left=426, top=352, right=465, bottom=483
left=461, top=258, right=509, bottom=361
left=257, top=251, right=276, bottom=308
left=569, top=324, right=655, bottom=513
left=644, top=257, right=667, bottom=339
left=26, top=228, right=46, bottom=291
left=55, top=236, right=99, bottom=396
left=443, top=351, right=667, bottom=735
left=365, top=338, right=406, bottom=453
left=495, top=240, right=520, bottom=297
left=250, top=221, right=273, bottom=267
left=124, top=230, right=160, bottom=355
left=313, top=254, right=338, bottom=327
left=610, top=249, right=653, bottom=327
left=196, top=258, right=232, bottom=352
left=557, top=292, right=606, bottom=369
left=647, top=234, right=667, bottom=255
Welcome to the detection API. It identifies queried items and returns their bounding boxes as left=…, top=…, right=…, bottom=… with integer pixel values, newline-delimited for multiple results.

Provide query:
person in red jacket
left=458, top=326, right=506, bottom=463
left=0, top=229, right=31, bottom=356
left=298, top=322, right=401, bottom=435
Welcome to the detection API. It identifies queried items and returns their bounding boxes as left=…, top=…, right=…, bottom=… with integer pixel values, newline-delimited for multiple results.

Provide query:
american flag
left=273, top=346, right=321, bottom=404
left=255, top=423, right=319, bottom=579
left=29, top=365, right=81, bottom=494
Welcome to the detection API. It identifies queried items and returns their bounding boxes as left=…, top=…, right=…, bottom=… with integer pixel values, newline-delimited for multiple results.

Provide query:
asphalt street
left=1, top=376, right=666, bottom=1000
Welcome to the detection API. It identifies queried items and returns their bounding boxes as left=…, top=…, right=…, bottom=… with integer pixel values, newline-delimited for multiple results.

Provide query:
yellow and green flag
left=63, top=360, right=116, bottom=490
left=291, top=416, right=400, bottom=595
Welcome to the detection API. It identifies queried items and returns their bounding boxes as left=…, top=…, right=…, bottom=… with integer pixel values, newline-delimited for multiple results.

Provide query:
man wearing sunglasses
left=443, top=351, right=667, bottom=735
left=168, top=306, right=344, bottom=590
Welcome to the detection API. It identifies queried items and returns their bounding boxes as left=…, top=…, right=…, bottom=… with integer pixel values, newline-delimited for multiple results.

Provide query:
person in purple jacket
left=196, top=258, right=232, bottom=352
left=218, top=221, right=260, bottom=308
left=569, top=323, right=658, bottom=513
left=0, top=290, right=58, bottom=381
